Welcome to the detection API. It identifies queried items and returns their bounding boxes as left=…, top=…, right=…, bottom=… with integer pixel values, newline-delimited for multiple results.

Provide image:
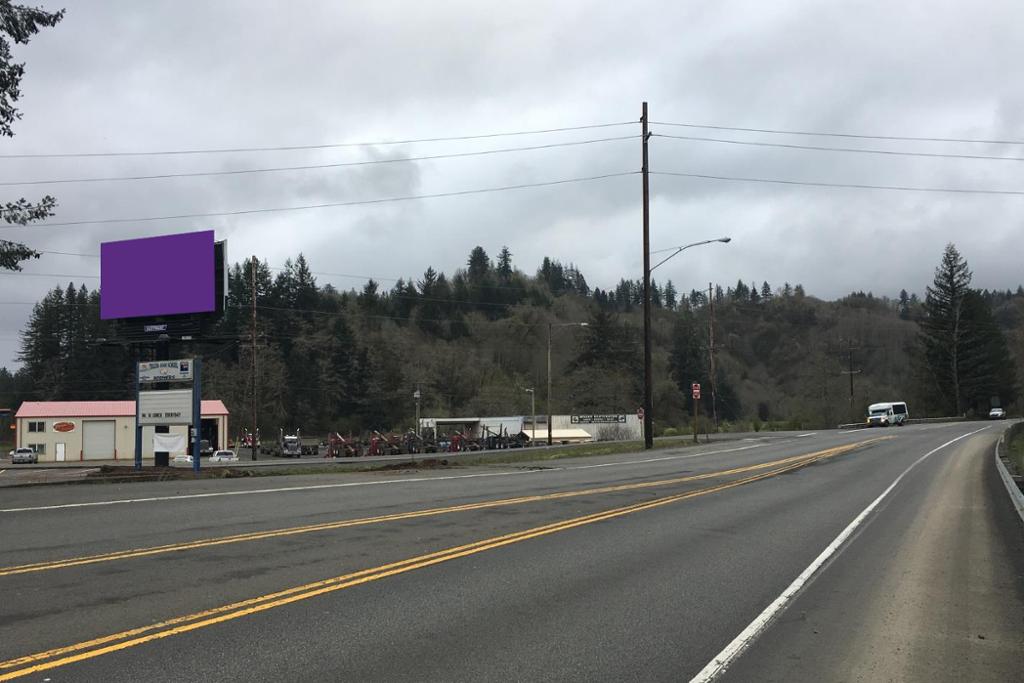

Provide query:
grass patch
left=1007, top=427, right=1024, bottom=477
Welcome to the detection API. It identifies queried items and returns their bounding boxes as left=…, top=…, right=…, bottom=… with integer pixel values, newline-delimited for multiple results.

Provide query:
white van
left=867, top=401, right=909, bottom=427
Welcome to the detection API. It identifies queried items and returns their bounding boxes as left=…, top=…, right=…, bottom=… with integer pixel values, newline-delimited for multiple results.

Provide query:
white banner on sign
left=139, top=359, right=194, bottom=383
left=139, top=389, right=193, bottom=426
left=152, top=433, right=187, bottom=454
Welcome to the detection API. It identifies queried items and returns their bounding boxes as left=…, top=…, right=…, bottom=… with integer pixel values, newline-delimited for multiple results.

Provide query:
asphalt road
left=1, top=423, right=1021, bottom=681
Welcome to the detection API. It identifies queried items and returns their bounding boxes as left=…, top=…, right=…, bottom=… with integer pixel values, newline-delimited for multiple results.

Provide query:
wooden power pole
left=251, top=255, right=258, bottom=461
left=641, top=101, right=653, bottom=449
left=708, top=282, right=718, bottom=431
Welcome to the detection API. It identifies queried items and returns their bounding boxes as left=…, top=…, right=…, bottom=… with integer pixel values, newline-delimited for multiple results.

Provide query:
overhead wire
left=652, top=133, right=1024, bottom=162
left=0, top=135, right=639, bottom=187
left=650, top=120, right=1024, bottom=146
left=650, top=170, right=1024, bottom=196
left=5, top=171, right=637, bottom=229
left=0, top=121, right=638, bottom=159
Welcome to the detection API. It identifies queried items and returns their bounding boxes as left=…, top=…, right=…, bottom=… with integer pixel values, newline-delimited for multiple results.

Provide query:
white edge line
left=689, top=425, right=990, bottom=683
left=0, top=441, right=772, bottom=514
left=994, top=432, right=1024, bottom=524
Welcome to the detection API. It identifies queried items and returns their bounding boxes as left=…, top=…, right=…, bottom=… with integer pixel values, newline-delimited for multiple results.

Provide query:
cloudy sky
left=2, top=0, right=1022, bottom=367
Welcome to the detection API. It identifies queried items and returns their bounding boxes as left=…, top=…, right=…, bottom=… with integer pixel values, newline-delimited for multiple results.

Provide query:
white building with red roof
left=14, top=400, right=229, bottom=462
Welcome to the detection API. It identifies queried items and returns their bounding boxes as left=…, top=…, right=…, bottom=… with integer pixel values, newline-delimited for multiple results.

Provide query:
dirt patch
left=83, top=466, right=258, bottom=484
left=372, top=458, right=451, bottom=471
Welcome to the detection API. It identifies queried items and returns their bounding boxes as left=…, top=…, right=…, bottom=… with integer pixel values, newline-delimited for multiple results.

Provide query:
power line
left=650, top=120, right=1024, bottom=146
left=653, top=133, right=1024, bottom=162
left=0, top=271, right=97, bottom=279
left=0, top=136, right=638, bottom=187
left=651, top=170, right=1024, bottom=196
left=7, top=171, right=637, bottom=229
left=0, top=122, right=637, bottom=160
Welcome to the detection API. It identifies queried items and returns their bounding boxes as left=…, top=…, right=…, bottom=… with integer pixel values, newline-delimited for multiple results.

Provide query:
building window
left=28, top=443, right=45, bottom=455
left=27, top=421, right=44, bottom=433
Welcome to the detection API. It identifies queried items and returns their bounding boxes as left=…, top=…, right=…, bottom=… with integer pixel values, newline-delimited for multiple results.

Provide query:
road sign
left=637, top=407, right=645, bottom=420
left=692, top=382, right=701, bottom=400
left=571, top=414, right=627, bottom=424
left=139, top=359, right=194, bottom=383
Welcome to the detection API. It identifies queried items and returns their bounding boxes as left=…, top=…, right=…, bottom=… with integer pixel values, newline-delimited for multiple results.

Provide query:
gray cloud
left=1, top=0, right=1023, bottom=367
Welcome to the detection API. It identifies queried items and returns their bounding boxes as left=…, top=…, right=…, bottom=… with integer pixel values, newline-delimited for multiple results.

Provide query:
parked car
left=12, top=447, right=37, bottom=464
left=172, top=453, right=193, bottom=464
left=210, top=450, right=238, bottom=462
left=989, top=407, right=1006, bottom=419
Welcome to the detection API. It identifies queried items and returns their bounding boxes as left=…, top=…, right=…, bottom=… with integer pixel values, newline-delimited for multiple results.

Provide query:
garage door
left=83, top=420, right=116, bottom=460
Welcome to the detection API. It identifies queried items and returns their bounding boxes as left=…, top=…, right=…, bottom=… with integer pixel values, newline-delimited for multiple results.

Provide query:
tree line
left=3, top=243, right=1020, bottom=438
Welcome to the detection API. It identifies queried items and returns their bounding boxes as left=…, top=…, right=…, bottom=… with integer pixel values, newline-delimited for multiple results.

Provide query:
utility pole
left=547, top=323, right=553, bottom=446
left=840, top=338, right=862, bottom=422
left=708, top=282, right=718, bottom=431
left=250, top=255, right=258, bottom=461
left=641, top=101, right=653, bottom=450
left=414, top=385, right=421, bottom=433
left=525, top=388, right=536, bottom=444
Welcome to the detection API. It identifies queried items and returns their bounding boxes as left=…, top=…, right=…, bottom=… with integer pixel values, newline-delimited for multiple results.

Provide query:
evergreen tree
left=761, top=281, right=772, bottom=301
left=919, top=244, right=976, bottom=414
left=496, top=246, right=513, bottom=280
left=467, top=246, right=491, bottom=283
left=898, top=289, right=911, bottom=320
left=663, top=280, right=678, bottom=311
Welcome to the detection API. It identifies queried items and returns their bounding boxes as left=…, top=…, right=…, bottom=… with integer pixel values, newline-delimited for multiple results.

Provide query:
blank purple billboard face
left=100, top=231, right=215, bottom=320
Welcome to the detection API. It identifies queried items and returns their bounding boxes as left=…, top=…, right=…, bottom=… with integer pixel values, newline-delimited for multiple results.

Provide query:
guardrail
left=994, top=421, right=1024, bottom=524
left=838, top=416, right=966, bottom=429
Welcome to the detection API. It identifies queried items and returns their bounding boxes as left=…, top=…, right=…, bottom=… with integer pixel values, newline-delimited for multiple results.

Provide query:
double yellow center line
left=0, top=439, right=883, bottom=680
left=0, top=440, right=879, bottom=578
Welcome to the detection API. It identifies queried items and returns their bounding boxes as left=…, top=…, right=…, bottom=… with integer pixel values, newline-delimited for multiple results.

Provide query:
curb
left=995, top=432, right=1024, bottom=526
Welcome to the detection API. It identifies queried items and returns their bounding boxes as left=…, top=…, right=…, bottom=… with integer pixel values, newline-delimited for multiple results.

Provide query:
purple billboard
left=100, top=231, right=216, bottom=320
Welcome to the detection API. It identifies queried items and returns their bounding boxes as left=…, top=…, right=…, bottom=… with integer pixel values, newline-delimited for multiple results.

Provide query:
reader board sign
left=571, top=414, right=627, bottom=424
left=138, top=389, right=193, bottom=426
left=100, top=230, right=215, bottom=320
left=139, top=359, right=194, bottom=383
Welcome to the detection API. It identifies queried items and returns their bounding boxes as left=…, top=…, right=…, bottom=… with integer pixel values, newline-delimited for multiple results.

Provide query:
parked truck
left=279, top=428, right=303, bottom=457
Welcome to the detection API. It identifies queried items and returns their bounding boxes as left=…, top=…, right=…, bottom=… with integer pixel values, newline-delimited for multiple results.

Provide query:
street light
left=649, top=237, right=731, bottom=273
left=524, top=388, right=536, bottom=443
left=547, top=321, right=589, bottom=446
left=641, top=236, right=731, bottom=449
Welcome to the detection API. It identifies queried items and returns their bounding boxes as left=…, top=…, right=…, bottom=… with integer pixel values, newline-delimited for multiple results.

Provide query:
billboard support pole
left=134, top=360, right=142, bottom=471
left=192, top=358, right=202, bottom=474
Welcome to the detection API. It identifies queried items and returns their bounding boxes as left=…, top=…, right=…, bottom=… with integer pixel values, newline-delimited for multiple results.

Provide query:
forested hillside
left=2, top=245, right=1020, bottom=436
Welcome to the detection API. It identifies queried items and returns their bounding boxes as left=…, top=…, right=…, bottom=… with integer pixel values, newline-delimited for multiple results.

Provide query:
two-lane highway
left=1, top=424, right=1021, bottom=681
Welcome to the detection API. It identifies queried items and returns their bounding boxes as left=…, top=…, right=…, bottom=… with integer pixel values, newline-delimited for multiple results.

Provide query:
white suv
left=989, top=407, right=1006, bottom=419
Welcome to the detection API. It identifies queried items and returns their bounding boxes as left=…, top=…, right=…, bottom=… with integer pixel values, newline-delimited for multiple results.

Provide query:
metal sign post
left=692, top=383, right=701, bottom=443
left=134, top=363, right=142, bottom=470
left=192, top=358, right=202, bottom=474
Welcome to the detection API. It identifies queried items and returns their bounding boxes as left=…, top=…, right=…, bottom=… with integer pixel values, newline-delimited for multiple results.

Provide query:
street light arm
left=649, top=237, right=731, bottom=272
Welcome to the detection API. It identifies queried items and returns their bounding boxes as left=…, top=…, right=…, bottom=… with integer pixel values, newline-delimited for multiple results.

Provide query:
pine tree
left=749, top=282, right=761, bottom=303
left=663, top=280, right=678, bottom=311
left=761, top=281, right=772, bottom=301
left=898, top=289, right=911, bottom=320
left=496, top=246, right=513, bottom=280
left=919, top=244, right=974, bottom=414
left=467, top=246, right=491, bottom=284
